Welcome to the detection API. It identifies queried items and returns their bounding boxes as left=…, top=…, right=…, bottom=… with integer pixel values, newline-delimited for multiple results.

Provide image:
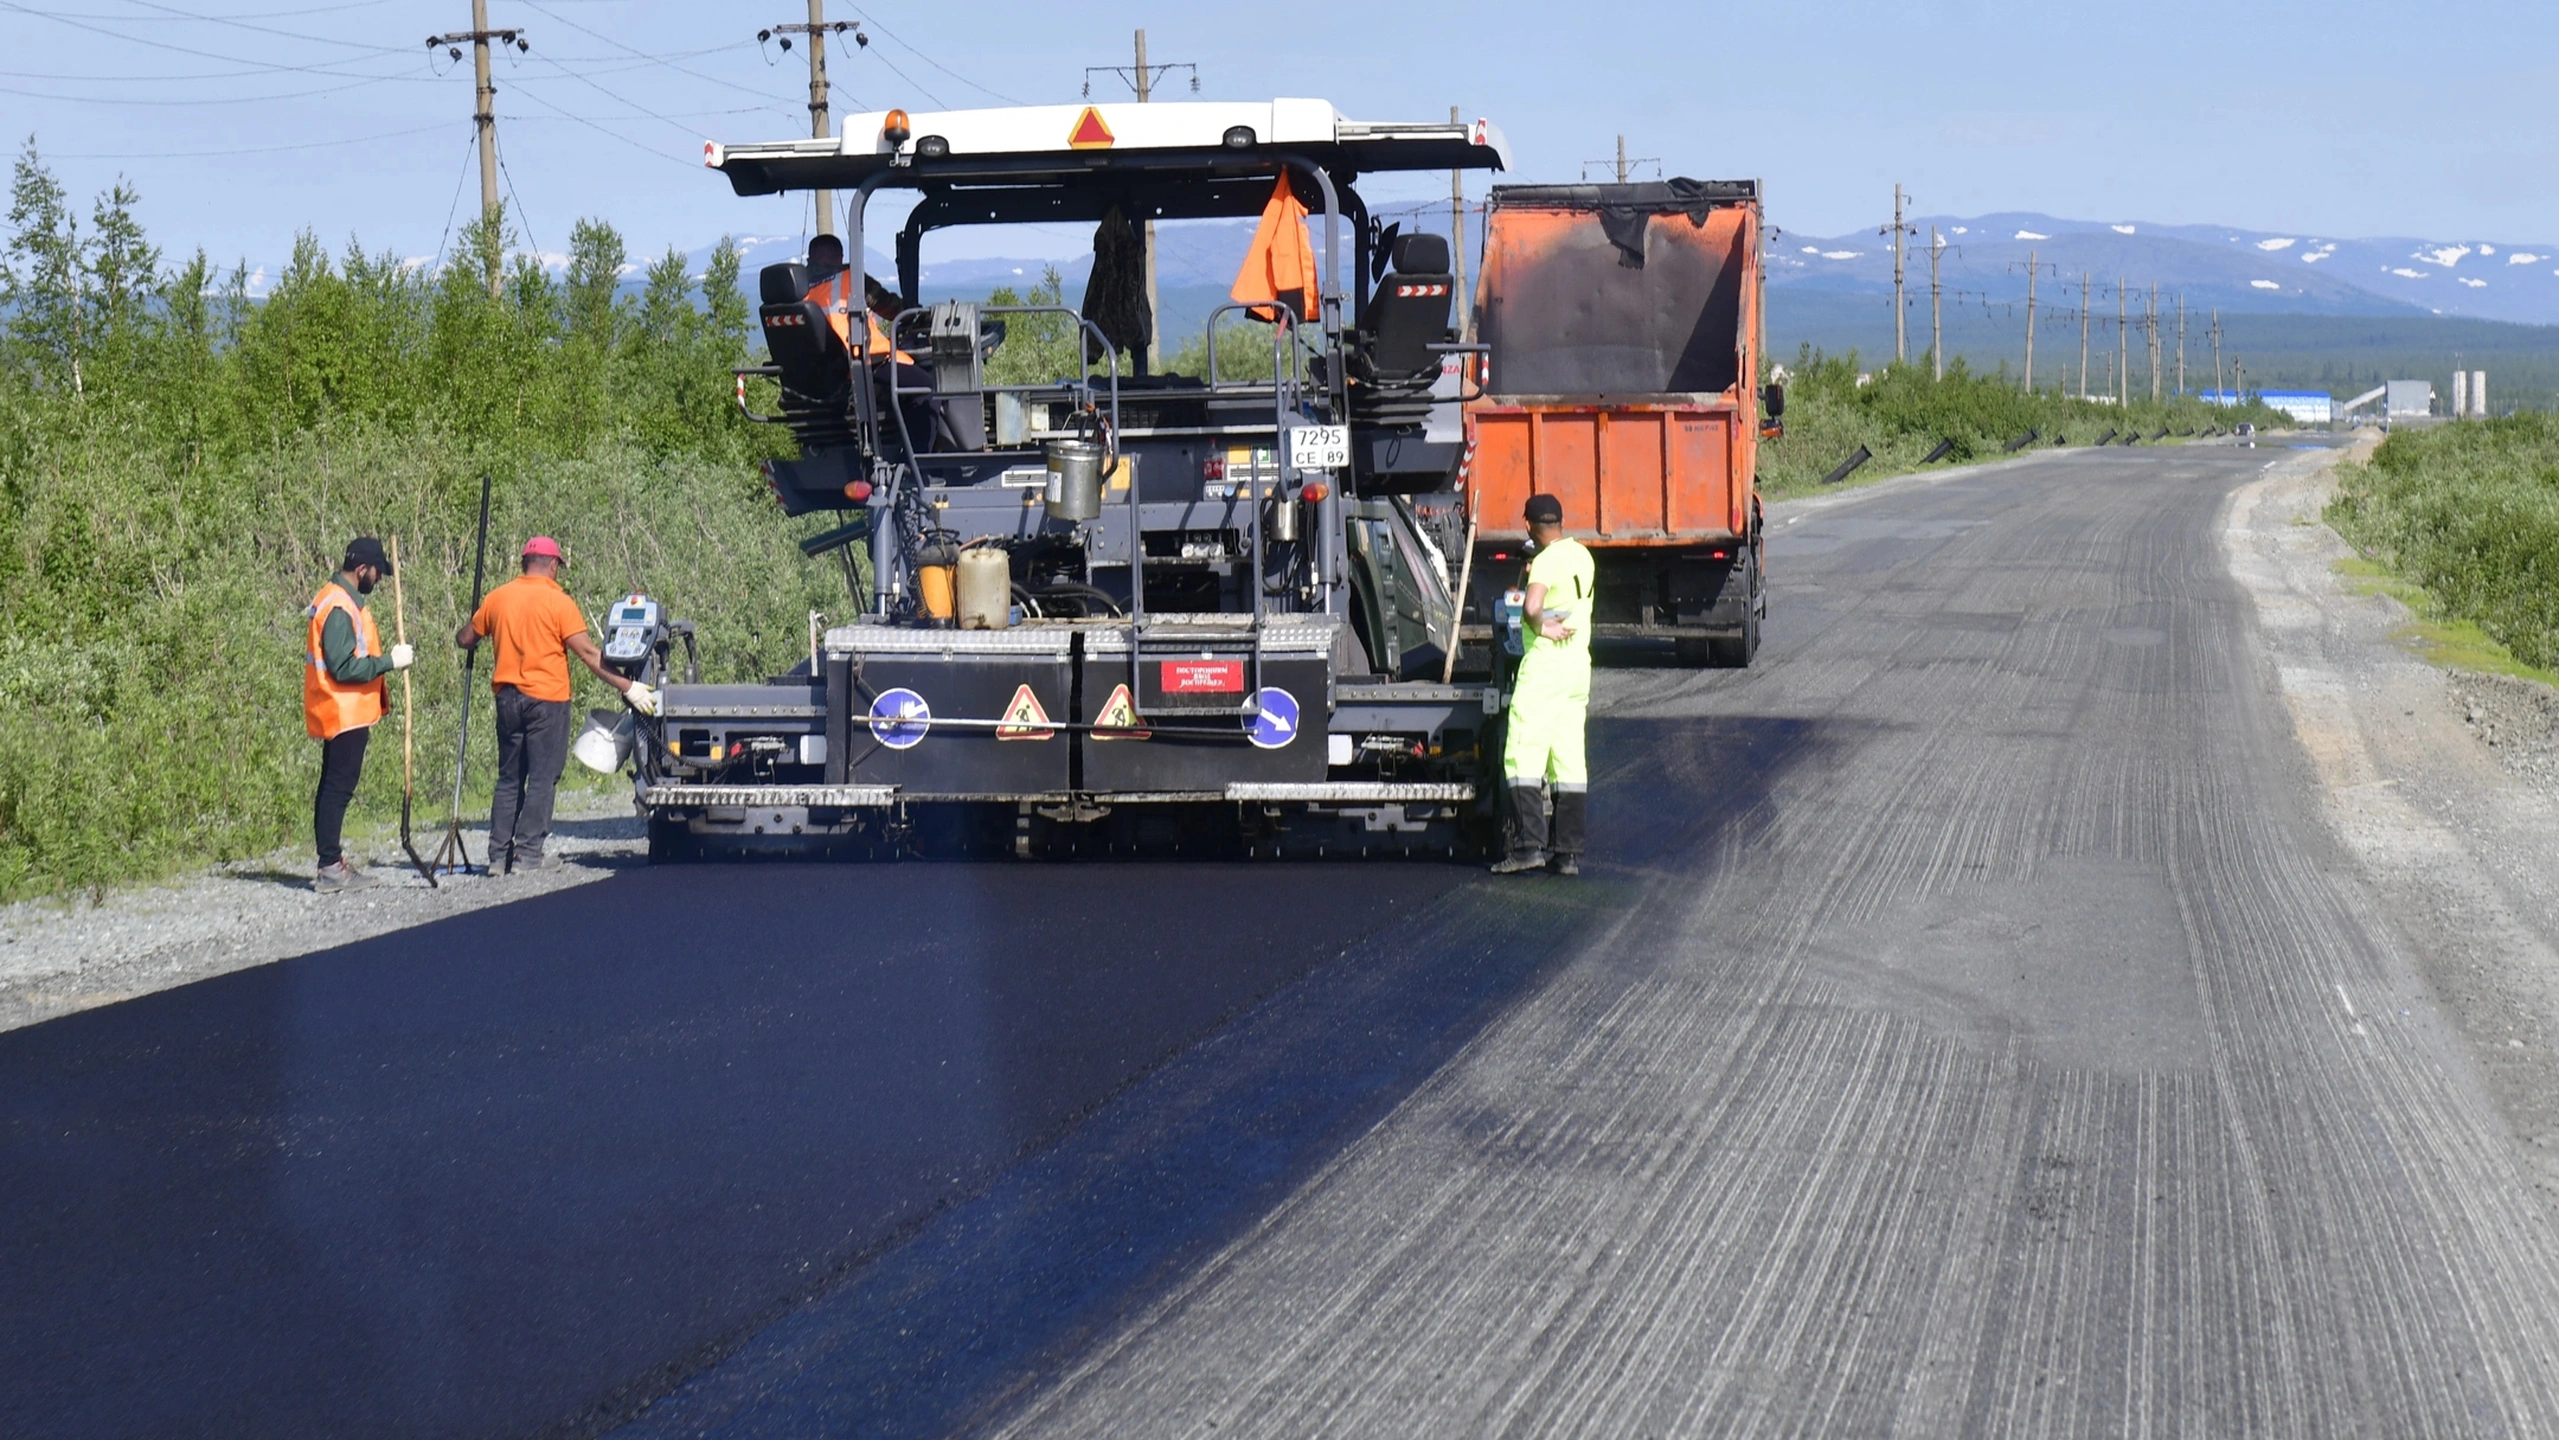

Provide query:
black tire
left=1706, top=602, right=1761, bottom=668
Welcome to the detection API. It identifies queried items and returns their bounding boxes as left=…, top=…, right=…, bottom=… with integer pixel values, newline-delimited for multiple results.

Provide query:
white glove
left=388, top=643, right=415, bottom=670
left=623, top=681, right=661, bottom=716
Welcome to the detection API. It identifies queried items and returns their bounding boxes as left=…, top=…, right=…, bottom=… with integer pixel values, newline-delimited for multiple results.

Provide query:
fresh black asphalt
left=17, top=444, right=2559, bottom=1437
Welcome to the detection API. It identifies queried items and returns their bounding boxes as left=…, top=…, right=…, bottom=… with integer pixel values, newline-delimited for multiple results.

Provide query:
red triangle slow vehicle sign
left=1067, top=106, right=1115, bottom=149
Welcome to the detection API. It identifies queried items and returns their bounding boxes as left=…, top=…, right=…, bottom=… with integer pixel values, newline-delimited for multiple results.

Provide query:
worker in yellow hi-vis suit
left=1495, top=492, right=1595, bottom=876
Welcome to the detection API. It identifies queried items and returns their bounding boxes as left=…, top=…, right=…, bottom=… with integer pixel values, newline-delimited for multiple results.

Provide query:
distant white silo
left=2452, top=370, right=2469, bottom=418
left=2472, top=370, right=2488, bottom=417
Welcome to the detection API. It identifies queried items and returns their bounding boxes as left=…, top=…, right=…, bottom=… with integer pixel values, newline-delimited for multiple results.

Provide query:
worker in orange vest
left=305, top=536, right=415, bottom=893
left=803, top=232, right=942, bottom=449
left=803, top=233, right=903, bottom=359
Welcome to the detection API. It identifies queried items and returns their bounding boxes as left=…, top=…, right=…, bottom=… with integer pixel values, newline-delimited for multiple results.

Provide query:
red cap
left=521, top=536, right=563, bottom=560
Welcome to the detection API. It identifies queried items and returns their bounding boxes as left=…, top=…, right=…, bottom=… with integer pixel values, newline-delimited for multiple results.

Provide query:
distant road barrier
left=2004, top=429, right=2039, bottom=453
left=1821, top=445, right=1874, bottom=485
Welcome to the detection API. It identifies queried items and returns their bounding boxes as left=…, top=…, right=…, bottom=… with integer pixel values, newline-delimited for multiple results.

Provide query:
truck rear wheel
left=1705, top=603, right=1760, bottom=668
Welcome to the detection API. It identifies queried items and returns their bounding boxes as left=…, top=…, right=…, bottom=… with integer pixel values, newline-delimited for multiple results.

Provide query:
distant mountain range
left=687, top=209, right=2559, bottom=329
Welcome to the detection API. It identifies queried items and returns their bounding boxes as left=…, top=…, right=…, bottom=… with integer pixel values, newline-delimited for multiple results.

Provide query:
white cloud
left=2459, top=277, right=2488, bottom=288
left=1801, top=245, right=1820, bottom=254
left=2110, top=224, right=2136, bottom=234
left=2256, top=237, right=2296, bottom=251
left=2413, top=244, right=2471, bottom=267
left=2013, top=229, right=2047, bottom=240
left=2509, top=252, right=2542, bottom=265
left=2301, top=251, right=2329, bottom=263
left=2390, top=267, right=2428, bottom=279
left=1951, top=226, right=1968, bottom=235
left=1820, top=250, right=1860, bottom=260
left=2251, top=279, right=2282, bottom=290
left=2480, top=243, right=2497, bottom=255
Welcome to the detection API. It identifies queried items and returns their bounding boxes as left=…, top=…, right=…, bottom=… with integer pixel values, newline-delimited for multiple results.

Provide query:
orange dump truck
left=1462, top=179, right=1773, bottom=665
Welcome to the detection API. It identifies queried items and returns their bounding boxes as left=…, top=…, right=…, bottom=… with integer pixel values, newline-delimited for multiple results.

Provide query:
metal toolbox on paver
left=826, top=623, right=1074, bottom=799
left=1079, top=614, right=1335, bottom=794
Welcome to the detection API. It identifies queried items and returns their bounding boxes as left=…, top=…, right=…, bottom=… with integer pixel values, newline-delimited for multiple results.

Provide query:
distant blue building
left=2257, top=391, right=2334, bottom=424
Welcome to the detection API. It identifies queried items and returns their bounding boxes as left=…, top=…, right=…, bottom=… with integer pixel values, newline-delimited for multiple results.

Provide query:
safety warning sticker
left=996, top=683, right=1055, bottom=740
left=1091, top=682, right=1150, bottom=740
left=1160, top=658, right=1244, bottom=693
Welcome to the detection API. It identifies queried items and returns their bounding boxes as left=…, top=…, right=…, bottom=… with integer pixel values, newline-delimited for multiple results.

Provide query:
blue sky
left=2, top=0, right=2552, bottom=271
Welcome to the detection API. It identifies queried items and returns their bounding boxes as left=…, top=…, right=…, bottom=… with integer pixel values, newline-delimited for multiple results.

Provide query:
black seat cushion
left=759, top=300, right=856, bottom=448
left=759, top=262, right=811, bottom=307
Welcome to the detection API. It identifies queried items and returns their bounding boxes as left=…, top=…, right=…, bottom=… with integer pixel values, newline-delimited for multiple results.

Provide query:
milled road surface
left=11, top=443, right=2559, bottom=1438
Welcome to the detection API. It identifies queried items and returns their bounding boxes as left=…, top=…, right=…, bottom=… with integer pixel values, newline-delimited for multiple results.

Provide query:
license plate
left=1286, top=424, right=1349, bottom=471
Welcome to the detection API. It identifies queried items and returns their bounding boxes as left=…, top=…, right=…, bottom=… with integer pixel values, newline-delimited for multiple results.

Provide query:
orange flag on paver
left=1231, top=176, right=1319, bottom=324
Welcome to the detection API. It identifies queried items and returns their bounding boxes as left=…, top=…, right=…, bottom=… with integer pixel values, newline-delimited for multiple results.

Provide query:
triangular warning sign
left=996, top=683, right=1055, bottom=740
left=1066, top=105, right=1115, bottom=149
left=1090, top=682, right=1150, bottom=740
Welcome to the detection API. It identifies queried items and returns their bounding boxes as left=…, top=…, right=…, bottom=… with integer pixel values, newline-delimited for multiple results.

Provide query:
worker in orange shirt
left=452, top=537, right=659, bottom=874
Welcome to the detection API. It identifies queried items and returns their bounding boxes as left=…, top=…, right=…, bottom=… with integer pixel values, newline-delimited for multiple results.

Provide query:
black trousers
left=490, top=686, right=571, bottom=867
left=313, top=725, right=371, bottom=866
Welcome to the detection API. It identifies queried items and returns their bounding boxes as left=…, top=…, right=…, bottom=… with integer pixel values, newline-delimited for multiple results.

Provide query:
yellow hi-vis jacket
left=1231, top=177, right=1319, bottom=324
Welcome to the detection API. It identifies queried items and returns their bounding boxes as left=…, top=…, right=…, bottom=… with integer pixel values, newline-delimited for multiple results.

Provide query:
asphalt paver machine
left=637, top=100, right=1513, bottom=858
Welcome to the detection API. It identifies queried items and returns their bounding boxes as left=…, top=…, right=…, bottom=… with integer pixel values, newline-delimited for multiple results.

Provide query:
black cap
left=343, top=536, right=392, bottom=575
left=1523, top=493, right=1563, bottom=524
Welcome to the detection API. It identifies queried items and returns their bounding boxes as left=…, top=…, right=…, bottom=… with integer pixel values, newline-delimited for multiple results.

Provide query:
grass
left=1759, top=347, right=2294, bottom=499
left=2326, top=413, right=2559, bottom=676
left=2333, top=549, right=2559, bottom=688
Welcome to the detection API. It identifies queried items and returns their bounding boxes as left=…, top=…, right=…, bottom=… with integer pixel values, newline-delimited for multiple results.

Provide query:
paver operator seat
left=756, top=262, right=858, bottom=453
left=1353, top=231, right=1455, bottom=430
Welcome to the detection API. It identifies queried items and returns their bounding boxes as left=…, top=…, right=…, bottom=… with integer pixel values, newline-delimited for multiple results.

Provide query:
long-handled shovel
left=390, top=534, right=436, bottom=888
left=429, top=474, right=493, bottom=877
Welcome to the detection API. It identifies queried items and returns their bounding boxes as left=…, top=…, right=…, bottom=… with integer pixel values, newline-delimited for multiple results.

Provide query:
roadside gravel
left=0, top=795, right=642, bottom=1034
left=2226, top=442, right=2559, bottom=1207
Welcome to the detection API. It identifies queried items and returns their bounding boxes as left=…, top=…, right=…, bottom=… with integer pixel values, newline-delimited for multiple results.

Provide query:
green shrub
left=2328, top=414, right=2559, bottom=669
left=0, top=143, right=845, bottom=900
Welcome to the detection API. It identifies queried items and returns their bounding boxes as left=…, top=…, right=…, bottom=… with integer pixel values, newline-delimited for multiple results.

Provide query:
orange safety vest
left=1231, top=176, right=1320, bottom=324
left=806, top=270, right=910, bottom=362
left=303, top=582, right=386, bottom=740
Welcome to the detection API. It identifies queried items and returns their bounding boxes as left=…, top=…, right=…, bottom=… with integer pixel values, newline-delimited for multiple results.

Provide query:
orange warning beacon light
left=881, top=109, right=911, bottom=146
left=1067, top=105, right=1115, bottom=149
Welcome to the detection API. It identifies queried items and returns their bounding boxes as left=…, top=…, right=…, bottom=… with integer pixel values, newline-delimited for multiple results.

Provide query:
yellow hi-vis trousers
left=1503, top=650, right=1589, bottom=789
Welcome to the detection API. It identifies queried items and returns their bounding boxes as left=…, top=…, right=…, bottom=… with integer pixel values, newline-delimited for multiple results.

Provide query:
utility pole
left=2176, top=293, right=2186, bottom=395
left=2117, top=280, right=2129, bottom=407
left=758, top=5, right=861, bottom=243
left=2211, top=307, right=2225, bottom=407
left=2148, top=283, right=2161, bottom=404
left=1615, top=134, right=1628, bottom=183
left=2067, top=273, right=2088, bottom=399
left=1450, top=105, right=1471, bottom=343
left=427, top=1, right=526, bottom=298
left=2023, top=250, right=2037, bottom=392
left=1929, top=226, right=1944, bottom=381
left=1889, top=185, right=1910, bottom=365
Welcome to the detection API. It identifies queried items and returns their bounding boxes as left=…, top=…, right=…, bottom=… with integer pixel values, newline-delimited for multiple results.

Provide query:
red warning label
left=1160, top=659, right=1244, bottom=694
left=1091, top=683, right=1150, bottom=740
left=996, top=683, right=1054, bottom=740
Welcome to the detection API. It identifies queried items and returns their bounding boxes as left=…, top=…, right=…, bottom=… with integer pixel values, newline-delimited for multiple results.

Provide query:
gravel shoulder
left=0, top=793, right=643, bottom=1034
left=2224, top=441, right=2559, bottom=1205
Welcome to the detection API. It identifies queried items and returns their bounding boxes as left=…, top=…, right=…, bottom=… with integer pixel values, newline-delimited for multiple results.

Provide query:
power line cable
left=503, top=78, right=697, bottom=168
left=0, top=1, right=421, bottom=79
left=0, top=75, right=386, bottom=103
left=517, top=2, right=780, bottom=102
left=93, top=0, right=415, bottom=54
left=430, top=127, right=476, bottom=274
left=44, top=120, right=446, bottom=158
left=842, top=6, right=1024, bottom=105
left=494, top=127, right=541, bottom=262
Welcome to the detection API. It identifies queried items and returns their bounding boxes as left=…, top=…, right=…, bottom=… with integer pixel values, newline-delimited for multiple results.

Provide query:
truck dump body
left=1462, top=179, right=1766, bottom=664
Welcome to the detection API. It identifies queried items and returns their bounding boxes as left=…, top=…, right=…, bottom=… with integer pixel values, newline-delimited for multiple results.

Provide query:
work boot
left=1490, top=850, right=1550, bottom=875
left=1502, top=782, right=1549, bottom=861
left=1548, top=787, right=1587, bottom=877
left=314, top=860, right=379, bottom=894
